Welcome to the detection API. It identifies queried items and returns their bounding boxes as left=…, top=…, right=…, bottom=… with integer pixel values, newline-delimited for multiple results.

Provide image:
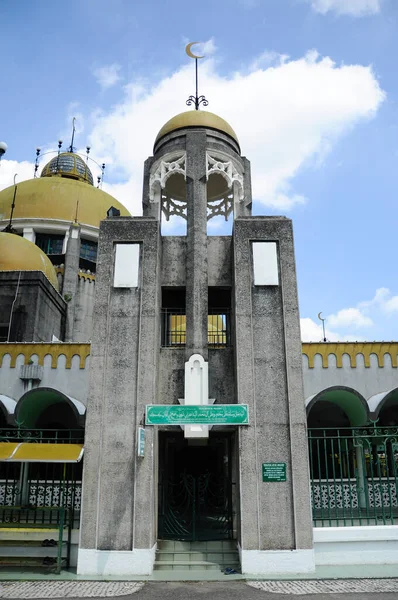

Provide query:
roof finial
left=185, top=42, right=208, bottom=111
left=0, top=141, right=7, bottom=164
left=2, top=174, right=18, bottom=234
left=318, top=312, right=327, bottom=343
left=69, top=117, right=76, bottom=153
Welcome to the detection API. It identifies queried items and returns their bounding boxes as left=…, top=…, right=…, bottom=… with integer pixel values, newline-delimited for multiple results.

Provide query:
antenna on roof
left=2, top=174, right=18, bottom=233
left=185, top=42, right=208, bottom=110
left=69, top=117, right=76, bottom=152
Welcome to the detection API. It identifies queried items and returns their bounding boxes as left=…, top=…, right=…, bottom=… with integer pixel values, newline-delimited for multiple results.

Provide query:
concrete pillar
left=142, top=157, right=159, bottom=219
left=185, top=131, right=208, bottom=360
left=62, top=223, right=81, bottom=341
left=78, top=217, right=161, bottom=576
left=234, top=157, right=252, bottom=218
left=233, top=217, right=314, bottom=576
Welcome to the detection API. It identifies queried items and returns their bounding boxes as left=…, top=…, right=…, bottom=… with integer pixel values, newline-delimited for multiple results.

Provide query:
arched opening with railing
left=305, top=387, right=398, bottom=527
left=0, top=388, right=85, bottom=542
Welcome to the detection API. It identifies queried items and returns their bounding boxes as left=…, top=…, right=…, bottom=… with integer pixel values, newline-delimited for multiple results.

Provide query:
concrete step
left=157, top=540, right=237, bottom=551
left=154, top=560, right=237, bottom=571
left=0, top=556, right=66, bottom=568
left=154, top=540, right=240, bottom=572
left=0, top=546, right=66, bottom=557
left=156, top=550, right=238, bottom=562
left=0, top=539, right=60, bottom=547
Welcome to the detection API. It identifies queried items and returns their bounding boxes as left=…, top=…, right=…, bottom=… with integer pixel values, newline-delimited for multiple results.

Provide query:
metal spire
left=68, top=117, right=77, bottom=152
left=185, top=42, right=208, bottom=110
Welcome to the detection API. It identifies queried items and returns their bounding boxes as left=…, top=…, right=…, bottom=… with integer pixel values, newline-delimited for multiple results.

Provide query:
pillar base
left=77, top=545, right=156, bottom=576
left=239, top=546, right=315, bottom=575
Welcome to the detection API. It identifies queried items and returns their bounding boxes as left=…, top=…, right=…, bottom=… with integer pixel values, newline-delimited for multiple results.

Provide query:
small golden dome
left=155, top=111, right=240, bottom=148
left=0, top=232, right=59, bottom=290
left=41, top=152, right=94, bottom=185
left=0, top=177, right=130, bottom=229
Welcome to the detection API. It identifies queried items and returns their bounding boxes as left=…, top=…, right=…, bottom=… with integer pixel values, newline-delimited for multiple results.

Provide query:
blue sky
left=1, top=0, right=397, bottom=341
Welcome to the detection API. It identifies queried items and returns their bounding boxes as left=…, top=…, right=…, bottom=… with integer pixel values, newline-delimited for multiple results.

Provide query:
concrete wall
left=158, top=347, right=235, bottom=404
left=0, top=272, right=65, bottom=342
left=303, top=353, right=398, bottom=400
left=0, top=352, right=90, bottom=404
left=161, top=236, right=232, bottom=288
left=73, top=277, right=96, bottom=341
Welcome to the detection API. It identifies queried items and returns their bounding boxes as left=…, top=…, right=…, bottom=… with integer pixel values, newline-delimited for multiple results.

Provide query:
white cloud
left=0, top=46, right=385, bottom=220
left=93, top=63, right=122, bottom=90
left=360, top=287, right=398, bottom=314
left=309, top=0, right=382, bottom=16
left=300, top=317, right=367, bottom=342
left=0, top=159, right=35, bottom=201
left=327, top=307, right=373, bottom=329
left=85, top=48, right=384, bottom=216
left=301, top=287, right=398, bottom=341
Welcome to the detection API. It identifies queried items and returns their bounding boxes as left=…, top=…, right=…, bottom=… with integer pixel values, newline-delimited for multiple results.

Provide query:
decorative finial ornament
left=0, top=141, right=7, bottom=164
left=185, top=42, right=208, bottom=110
left=318, top=312, right=327, bottom=343
left=69, top=117, right=77, bottom=152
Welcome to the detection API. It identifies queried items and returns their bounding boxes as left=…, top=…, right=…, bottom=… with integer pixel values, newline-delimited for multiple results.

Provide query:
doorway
left=158, top=432, right=234, bottom=541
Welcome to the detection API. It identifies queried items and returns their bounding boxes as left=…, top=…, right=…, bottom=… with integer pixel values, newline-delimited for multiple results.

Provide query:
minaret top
left=154, top=110, right=240, bottom=149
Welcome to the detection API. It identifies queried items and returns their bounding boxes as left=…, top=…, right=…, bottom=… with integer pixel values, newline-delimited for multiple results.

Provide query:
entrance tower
left=77, top=108, right=314, bottom=576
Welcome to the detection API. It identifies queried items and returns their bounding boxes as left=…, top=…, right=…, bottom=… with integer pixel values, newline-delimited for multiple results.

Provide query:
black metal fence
left=308, top=426, right=398, bottom=527
left=0, top=429, right=83, bottom=528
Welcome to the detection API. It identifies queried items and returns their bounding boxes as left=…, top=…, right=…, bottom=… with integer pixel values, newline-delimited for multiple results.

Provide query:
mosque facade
left=0, top=110, right=398, bottom=576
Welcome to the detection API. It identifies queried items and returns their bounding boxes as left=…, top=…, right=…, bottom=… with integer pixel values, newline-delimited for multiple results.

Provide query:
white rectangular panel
left=252, top=242, right=279, bottom=286
left=114, top=243, right=140, bottom=287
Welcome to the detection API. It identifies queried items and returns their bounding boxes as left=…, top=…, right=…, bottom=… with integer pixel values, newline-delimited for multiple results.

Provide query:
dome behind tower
left=0, top=177, right=130, bottom=229
left=0, top=232, right=59, bottom=290
left=41, top=152, right=94, bottom=185
left=155, top=111, right=240, bottom=150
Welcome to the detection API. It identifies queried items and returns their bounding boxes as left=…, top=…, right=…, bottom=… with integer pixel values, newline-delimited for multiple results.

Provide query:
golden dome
left=41, top=152, right=94, bottom=185
left=0, top=177, right=130, bottom=229
left=155, top=111, right=239, bottom=148
left=0, top=232, right=59, bottom=290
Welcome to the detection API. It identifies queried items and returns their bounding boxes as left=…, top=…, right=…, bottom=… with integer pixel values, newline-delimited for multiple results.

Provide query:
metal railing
left=308, top=426, right=398, bottom=527
left=0, top=428, right=84, bottom=443
left=161, top=309, right=230, bottom=347
left=0, top=429, right=83, bottom=528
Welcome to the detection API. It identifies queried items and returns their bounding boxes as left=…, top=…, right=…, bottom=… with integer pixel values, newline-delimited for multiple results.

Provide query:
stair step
left=156, top=552, right=238, bottom=562
left=156, top=550, right=239, bottom=555
left=0, top=547, right=64, bottom=558
left=0, top=557, right=65, bottom=567
left=154, top=540, right=240, bottom=572
left=157, top=540, right=237, bottom=551
left=155, top=560, right=237, bottom=571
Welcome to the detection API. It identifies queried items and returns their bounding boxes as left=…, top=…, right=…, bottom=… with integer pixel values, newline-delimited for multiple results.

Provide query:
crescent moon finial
left=318, top=311, right=327, bottom=342
left=185, top=42, right=209, bottom=110
left=186, top=42, right=205, bottom=60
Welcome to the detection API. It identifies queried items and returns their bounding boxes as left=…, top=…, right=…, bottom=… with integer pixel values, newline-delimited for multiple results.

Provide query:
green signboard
left=146, top=404, right=249, bottom=425
left=262, top=463, right=286, bottom=482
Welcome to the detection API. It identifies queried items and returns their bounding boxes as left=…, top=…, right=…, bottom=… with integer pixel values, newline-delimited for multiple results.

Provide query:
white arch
left=368, top=387, right=398, bottom=417
left=0, top=394, right=16, bottom=417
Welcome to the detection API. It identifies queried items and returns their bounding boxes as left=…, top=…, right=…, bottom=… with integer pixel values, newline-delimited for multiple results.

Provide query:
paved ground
left=3, top=580, right=398, bottom=599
